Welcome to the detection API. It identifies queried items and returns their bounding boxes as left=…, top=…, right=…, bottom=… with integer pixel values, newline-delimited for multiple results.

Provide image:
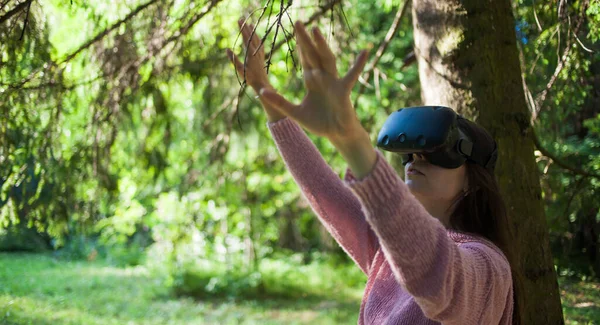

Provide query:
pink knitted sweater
left=267, top=117, right=514, bottom=325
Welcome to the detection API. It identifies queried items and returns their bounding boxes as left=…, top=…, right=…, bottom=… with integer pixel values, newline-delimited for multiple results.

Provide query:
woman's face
left=404, top=153, right=468, bottom=207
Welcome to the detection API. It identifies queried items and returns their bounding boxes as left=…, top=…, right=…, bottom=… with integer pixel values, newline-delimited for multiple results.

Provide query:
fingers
left=259, top=88, right=299, bottom=118
left=238, top=18, right=262, bottom=55
left=227, top=49, right=243, bottom=74
left=342, top=50, right=369, bottom=91
left=238, top=18, right=251, bottom=47
left=311, top=27, right=338, bottom=77
left=295, top=21, right=320, bottom=70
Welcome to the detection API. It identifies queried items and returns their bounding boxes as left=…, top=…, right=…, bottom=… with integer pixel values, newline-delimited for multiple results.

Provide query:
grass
left=0, top=253, right=598, bottom=325
left=0, top=253, right=361, bottom=325
left=559, top=277, right=600, bottom=325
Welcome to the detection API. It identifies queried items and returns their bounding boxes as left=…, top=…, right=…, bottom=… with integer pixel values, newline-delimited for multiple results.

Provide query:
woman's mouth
left=407, top=166, right=424, bottom=175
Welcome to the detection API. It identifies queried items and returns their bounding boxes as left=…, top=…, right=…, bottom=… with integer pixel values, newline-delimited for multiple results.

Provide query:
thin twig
left=0, top=73, right=105, bottom=91
left=353, top=0, right=411, bottom=108
left=533, top=11, right=585, bottom=118
left=572, top=29, right=594, bottom=53
left=271, top=0, right=343, bottom=52
left=266, top=0, right=286, bottom=74
left=202, top=95, right=237, bottom=129
left=337, top=1, right=353, bottom=39
left=232, top=1, right=337, bottom=92
left=18, top=0, right=32, bottom=41
left=532, top=0, right=542, bottom=31
left=242, top=0, right=271, bottom=81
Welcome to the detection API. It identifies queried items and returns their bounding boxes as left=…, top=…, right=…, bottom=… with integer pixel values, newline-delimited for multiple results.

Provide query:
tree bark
left=411, top=0, right=564, bottom=324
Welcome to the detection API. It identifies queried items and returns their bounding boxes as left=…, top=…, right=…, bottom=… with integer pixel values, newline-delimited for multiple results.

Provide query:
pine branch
left=61, top=0, right=160, bottom=64
left=3, top=0, right=160, bottom=92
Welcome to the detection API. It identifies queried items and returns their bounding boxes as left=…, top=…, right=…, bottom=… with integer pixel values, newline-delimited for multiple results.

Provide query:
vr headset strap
left=464, top=141, right=498, bottom=170
left=456, top=116, right=498, bottom=170
left=485, top=146, right=498, bottom=170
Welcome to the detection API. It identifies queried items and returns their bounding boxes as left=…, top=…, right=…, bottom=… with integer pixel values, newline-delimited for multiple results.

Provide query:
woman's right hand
left=226, top=19, right=286, bottom=122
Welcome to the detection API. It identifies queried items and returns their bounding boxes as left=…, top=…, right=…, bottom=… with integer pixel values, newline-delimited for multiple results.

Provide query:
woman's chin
left=405, top=180, right=426, bottom=195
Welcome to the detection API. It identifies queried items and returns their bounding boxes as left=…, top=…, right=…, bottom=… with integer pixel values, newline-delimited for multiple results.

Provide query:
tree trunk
left=411, top=0, right=564, bottom=324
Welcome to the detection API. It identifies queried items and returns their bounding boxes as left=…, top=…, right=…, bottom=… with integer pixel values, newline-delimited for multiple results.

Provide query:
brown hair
left=448, top=118, right=522, bottom=325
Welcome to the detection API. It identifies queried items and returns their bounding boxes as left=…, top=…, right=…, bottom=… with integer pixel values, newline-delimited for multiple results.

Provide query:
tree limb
left=163, top=0, right=222, bottom=45
left=3, top=0, right=159, bottom=92
left=61, top=0, right=160, bottom=64
left=531, top=128, right=600, bottom=179
left=0, top=0, right=33, bottom=26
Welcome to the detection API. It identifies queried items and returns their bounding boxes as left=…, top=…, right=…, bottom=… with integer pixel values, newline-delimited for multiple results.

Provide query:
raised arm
left=267, top=117, right=378, bottom=274
left=226, top=19, right=377, bottom=274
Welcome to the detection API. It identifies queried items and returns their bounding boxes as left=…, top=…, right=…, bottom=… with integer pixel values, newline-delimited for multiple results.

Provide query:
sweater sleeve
left=267, top=117, right=379, bottom=274
left=344, top=149, right=513, bottom=324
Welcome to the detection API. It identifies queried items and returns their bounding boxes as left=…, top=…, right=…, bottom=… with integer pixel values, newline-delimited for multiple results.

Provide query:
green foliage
left=515, top=0, right=600, bottom=277
left=586, top=0, right=600, bottom=42
left=172, top=251, right=366, bottom=300
left=1, top=0, right=419, bottom=247
left=0, top=224, right=50, bottom=252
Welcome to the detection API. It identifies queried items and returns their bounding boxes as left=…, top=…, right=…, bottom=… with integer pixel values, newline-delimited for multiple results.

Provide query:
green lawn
left=0, top=253, right=598, bottom=325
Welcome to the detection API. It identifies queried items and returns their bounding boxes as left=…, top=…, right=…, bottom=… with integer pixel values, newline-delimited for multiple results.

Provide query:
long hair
left=448, top=162, right=522, bottom=325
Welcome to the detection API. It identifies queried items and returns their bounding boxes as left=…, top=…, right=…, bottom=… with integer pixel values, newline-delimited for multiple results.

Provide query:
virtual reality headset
left=376, top=106, right=498, bottom=170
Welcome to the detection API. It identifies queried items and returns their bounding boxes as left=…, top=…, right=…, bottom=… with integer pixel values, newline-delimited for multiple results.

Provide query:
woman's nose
left=413, top=153, right=426, bottom=161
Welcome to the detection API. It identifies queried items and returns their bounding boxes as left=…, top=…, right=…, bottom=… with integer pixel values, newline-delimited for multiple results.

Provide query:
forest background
left=1, top=0, right=600, bottom=324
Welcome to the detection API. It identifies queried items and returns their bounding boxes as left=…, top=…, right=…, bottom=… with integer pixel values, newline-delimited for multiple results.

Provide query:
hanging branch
left=353, top=0, right=411, bottom=108
left=61, top=0, right=160, bottom=64
left=270, top=0, right=343, bottom=53
left=230, top=0, right=345, bottom=130
left=235, top=0, right=344, bottom=87
left=531, top=128, right=600, bottom=179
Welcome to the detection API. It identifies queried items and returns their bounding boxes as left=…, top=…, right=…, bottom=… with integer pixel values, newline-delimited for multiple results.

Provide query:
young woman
left=227, top=19, right=516, bottom=325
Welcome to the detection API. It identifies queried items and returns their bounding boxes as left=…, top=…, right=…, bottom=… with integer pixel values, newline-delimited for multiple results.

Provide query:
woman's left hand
left=259, top=21, right=369, bottom=143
